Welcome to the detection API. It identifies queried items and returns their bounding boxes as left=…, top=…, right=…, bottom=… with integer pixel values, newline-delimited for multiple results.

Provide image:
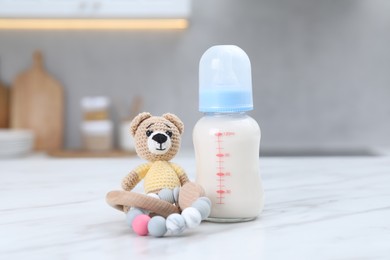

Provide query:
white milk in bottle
left=193, top=45, right=264, bottom=222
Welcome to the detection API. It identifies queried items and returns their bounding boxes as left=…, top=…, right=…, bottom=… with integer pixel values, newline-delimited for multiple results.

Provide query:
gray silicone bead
left=125, top=208, right=144, bottom=227
left=148, top=216, right=167, bottom=237
left=198, top=197, right=212, bottom=208
left=191, top=199, right=211, bottom=220
left=173, top=186, right=180, bottom=204
left=158, top=188, right=175, bottom=204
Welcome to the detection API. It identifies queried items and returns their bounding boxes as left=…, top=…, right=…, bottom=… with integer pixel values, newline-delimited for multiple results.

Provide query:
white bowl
left=0, top=129, right=35, bottom=157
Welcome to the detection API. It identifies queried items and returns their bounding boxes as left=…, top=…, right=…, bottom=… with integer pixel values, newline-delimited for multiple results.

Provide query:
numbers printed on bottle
left=224, top=132, right=235, bottom=136
left=214, top=131, right=236, bottom=204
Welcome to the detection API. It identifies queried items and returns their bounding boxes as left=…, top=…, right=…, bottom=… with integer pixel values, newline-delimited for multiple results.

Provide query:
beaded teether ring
left=128, top=196, right=211, bottom=237
left=131, top=184, right=211, bottom=237
left=106, top=182, right=212, bottom=237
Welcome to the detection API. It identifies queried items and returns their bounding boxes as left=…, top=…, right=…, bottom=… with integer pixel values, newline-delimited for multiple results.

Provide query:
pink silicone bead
left=132, top=214, right=151, bottom=236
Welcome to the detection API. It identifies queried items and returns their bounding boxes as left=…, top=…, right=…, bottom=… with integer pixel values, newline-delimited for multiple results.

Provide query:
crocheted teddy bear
left=122, top=112, right=189, bottom=193
left=106, top=112, right=211, bottom=237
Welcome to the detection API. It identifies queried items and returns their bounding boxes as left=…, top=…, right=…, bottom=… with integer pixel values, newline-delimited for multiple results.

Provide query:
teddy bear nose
left=152, top=133, right=168, bottom=144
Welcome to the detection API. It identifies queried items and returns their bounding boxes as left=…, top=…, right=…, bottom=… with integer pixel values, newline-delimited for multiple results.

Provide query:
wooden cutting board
left=0, top=79, right=9, bottom=128
left=11, top=51, right=64, bottom=151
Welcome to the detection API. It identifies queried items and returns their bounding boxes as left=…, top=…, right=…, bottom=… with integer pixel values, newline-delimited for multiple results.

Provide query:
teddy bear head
left=130, top=112, right=184, bottom=162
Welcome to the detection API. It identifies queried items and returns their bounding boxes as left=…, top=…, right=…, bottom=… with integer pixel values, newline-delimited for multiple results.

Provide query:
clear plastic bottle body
left=193, top=112, right=263, bottom=222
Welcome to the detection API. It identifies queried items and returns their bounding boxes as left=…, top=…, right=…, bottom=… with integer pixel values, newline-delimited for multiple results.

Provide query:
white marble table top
left=1, top=153, right=390, bottom=260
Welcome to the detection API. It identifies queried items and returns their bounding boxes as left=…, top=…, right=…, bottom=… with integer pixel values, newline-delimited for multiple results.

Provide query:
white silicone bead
left=166, top=213, right=186, bottom=235
left=181, top=207, right=202, bottom=228
left=147, top=193, right=160, bottom=199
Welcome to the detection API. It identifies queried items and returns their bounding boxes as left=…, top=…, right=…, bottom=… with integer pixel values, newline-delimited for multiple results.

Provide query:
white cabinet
left=0, top=0, right=191, bottom=18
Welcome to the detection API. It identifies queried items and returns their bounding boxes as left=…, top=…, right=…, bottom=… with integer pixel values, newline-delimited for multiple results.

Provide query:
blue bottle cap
left=199, top=45, right=253, bottom=112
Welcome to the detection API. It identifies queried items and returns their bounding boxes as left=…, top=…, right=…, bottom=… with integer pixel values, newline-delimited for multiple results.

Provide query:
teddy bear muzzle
left=147, top=131, right=172, bottom=154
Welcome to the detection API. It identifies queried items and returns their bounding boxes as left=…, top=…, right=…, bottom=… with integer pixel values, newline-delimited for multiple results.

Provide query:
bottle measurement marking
left=215, top=131, right=234, bottom=204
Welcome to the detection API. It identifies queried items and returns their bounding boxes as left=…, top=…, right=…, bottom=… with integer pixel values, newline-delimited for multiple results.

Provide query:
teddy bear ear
left=130, top=112, right=152, bottom=136
left=162, top=113, right=184, bottom=134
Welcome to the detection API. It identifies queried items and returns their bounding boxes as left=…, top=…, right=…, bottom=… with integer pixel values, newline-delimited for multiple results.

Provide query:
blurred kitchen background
left=0, top=0, right=390, bottom=157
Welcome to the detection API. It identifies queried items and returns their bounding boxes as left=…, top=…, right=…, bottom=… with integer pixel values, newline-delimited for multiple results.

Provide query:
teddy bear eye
left=146, top=130, right=153, bottom=137
left=166, top=131, right=173, bottom=138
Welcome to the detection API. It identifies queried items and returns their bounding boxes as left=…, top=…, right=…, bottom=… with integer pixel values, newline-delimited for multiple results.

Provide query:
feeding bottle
left=193, top=45, right=264, bottom=222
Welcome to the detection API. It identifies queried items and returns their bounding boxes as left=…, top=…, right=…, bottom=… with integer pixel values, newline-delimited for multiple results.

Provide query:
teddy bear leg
left=157, top=188, right=175, bottom=204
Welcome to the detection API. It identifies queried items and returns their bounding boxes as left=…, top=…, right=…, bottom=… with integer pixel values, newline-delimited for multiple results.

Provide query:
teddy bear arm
left=179, top=174, right=190, bottom=186
left=121, top=171, right=140, bottom=191
left=121, top=163, right=151, bottom=191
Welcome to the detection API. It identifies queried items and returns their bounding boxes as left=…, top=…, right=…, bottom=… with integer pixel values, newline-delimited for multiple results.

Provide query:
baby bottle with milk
left=193, top=45, right=264, bottom=222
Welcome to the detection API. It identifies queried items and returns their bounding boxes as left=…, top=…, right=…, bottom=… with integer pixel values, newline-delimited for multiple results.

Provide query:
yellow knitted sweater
left=134, top=161, right=186, bottom=194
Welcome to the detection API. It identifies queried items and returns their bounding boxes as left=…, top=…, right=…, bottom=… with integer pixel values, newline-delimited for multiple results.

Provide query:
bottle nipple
left=199, top=45, right=253, bottom=113
left=212, top=52, right=239, bottom=86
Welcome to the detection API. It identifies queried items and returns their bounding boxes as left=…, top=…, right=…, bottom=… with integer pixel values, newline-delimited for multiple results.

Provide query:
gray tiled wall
left=0, top=0, right=389, bottom=152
